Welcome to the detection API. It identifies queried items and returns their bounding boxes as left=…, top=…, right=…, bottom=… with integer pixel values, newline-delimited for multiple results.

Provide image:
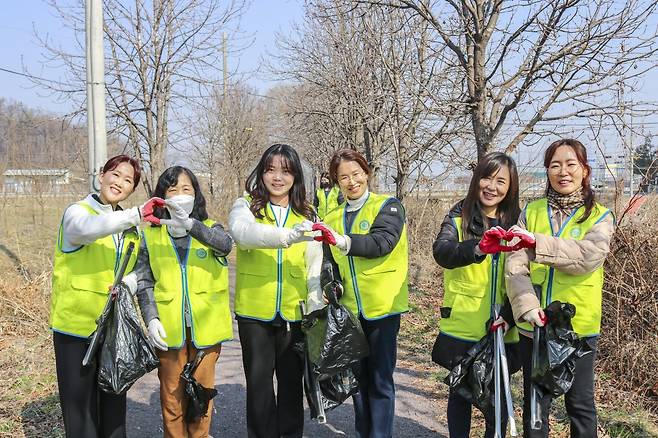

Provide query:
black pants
left=448, top=388, right=508, bottom=438
left=53, top=332, right=126, bottom=438
left=238, top=319, right=304, bottom=438
left=353, top=314, right=400, bottom=438
left=520, top=335, right=598, bottom=438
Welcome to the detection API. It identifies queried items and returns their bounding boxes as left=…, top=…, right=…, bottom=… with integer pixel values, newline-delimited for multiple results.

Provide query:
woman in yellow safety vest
left=50, top=154, right=164, bottom=438
left=228, top=144, right=322, bottom=438
left=505, top=139, right=614, bottom=438
left=431, top=152, right=522, bottom=438
left=314, top=171, right=342, bottom=219
left=313, top=148, right=408, bottom=438
left=136, top=166, right=234, bottom=438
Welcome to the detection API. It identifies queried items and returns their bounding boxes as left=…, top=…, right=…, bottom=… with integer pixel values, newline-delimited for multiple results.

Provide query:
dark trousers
left=238, top=319, right=304, bottom=438
left=53, top=332, right=126, bottom=438
left=447, top=387, right=508, bottom=438
left=353, top=314, right=400, bottom=438
left=520, top=335, right=598, bottom=438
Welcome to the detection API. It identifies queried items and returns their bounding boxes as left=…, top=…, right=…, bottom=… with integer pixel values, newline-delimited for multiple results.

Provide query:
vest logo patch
left=196, top=248, right=208, bottom=259
left=359, top=220, right=370, bottom=231
left=569, top=227, right=582, bottom=238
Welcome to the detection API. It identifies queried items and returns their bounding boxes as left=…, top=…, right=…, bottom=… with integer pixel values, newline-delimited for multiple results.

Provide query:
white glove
left=282, top=220, right=315, bottom=247
left=148, top=318, right=168, bottom=351
left=161, top=198, right=194, bottom=237
left=522, top=308, right=546, bottom=327
left=121, top=272, right=137, bottom=295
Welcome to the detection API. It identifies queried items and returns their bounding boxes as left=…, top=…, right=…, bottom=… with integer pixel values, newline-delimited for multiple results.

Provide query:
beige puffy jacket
left=504, top=204, right=615, bottom=330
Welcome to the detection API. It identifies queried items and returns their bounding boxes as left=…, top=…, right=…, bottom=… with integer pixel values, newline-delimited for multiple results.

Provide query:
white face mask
left=165, top=194, right=195, bottom=238
left=166, top=194, right=195, bottom=216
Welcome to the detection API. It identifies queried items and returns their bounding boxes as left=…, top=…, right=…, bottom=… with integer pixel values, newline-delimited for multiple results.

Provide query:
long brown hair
left=245, top=144, right=314, bottom=220
left=461, top=152, right=521, bottom=239
left=543, top=139, right=596, bottom=223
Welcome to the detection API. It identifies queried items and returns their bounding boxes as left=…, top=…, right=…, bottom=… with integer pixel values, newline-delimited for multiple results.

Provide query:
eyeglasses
left=548, top=162, right=582, bottom=174
left=337, top=171, right=366, bottom=184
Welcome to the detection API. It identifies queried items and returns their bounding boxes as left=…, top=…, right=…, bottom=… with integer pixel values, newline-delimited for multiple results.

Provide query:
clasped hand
left=478, top=225, right=536, bottom=255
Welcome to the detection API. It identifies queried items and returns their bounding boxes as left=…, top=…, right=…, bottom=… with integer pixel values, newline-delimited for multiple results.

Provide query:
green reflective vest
left=324, top=192, right=409, bottom=320
left=316, top=186, right=341, bottom=219
left=50, top=201, right=139, bottom=338
left=440, top=217, right=518, bottom=343
left=517, top=198, right=611, bottom=336
left=234, top=202, right=309, bottom=322
left=142, top=220, right=232, bottom=348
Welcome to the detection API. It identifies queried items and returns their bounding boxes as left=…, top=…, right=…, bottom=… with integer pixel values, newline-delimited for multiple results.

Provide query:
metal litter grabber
left=300, top=300, right=327, bottom=424
left=495, top=321, right=518, bottom=436
left=530, top=285, right=543, bottom=430
left=492, top=305, right=518, bottom=438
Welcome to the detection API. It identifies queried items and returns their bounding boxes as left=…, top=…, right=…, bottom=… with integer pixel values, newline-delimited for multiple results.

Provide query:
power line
left=0, top=66, right=69, bottom=87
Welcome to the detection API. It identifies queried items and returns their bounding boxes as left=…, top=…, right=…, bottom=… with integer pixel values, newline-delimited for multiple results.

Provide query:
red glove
left=312, top=223, right=337, bottom=245
left=490, top=316, right=509, bottom=332
left=507, top=225, right=536, bottom=250
left=478, top=227, right=514, bottom=254
left=141, top=197, right=166, bottom=225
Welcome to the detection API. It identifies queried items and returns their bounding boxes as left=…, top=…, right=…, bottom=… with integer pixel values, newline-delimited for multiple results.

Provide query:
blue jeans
left=353, top=314, right=400, bottom=438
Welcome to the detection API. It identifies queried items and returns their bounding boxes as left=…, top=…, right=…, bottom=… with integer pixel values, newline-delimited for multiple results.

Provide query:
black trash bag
left=318, top=362, right=361, bottom=407
left=181, top=350, right=218, bottom=423
left=97, top=282, right=160, bottom=394
left=531, top=301, right=593, bottom=397
left=301, top=281, right=369, bottom=376
left=444, top=331, right=496, bottom=412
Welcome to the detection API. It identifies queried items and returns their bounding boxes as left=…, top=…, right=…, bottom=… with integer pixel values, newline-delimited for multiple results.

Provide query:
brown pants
left=157, top=336, right=221, bottom=438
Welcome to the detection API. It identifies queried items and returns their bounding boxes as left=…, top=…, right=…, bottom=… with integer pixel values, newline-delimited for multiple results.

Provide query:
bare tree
left=188, top=82, right=267, bottom=204
left=272, top=0, right=466, bottom=199
left=359, top=0, right=658, bottom=162
left=31, top=0, right=249, bottom=193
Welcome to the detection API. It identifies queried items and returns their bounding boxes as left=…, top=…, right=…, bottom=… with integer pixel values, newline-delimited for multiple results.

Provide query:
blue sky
left=0, top=0, right=305, bottom=112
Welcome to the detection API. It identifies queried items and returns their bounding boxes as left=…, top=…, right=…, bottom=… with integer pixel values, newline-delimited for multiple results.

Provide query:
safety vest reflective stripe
left=517, top=198, right=610, bottom=336
left=50, top=201, right=139, bottom=338
left=440, top=216, right=518, bottom=343
left=234, top=202, right=309, bottom=322
left=324, top=192, right=409, bottom=320
left=143, top=220, right=232, bottom=348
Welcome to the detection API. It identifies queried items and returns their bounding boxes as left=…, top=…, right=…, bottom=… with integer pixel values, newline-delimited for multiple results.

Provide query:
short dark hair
left=328, top=149, right=371, bottom=184
left=152, top=166, right=208, bottom=223
left=102, top=155, right=141, bottom=188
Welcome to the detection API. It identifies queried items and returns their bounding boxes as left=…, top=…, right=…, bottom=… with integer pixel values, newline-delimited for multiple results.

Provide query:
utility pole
left=86, top=0, right=107, bottom=192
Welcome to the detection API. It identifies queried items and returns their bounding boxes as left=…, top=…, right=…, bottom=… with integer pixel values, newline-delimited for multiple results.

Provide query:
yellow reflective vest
left=234, top=202, right=309, bottom=322
left=50, top=201, right=139, bottom=338
left=142, top=220, right=232, bottom=348
left=316, top=186, right=341, bottom=219
left=324, top=192, right=409, bottom=320
left=518, top=198, right=612, bottom=336
left=440, top=217, right=518, bottom=343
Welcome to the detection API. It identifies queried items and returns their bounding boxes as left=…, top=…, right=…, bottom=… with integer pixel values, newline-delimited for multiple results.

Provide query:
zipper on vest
left=276, top=247, right=283, bottom=316
left=489, top=253, right=499, bottom=318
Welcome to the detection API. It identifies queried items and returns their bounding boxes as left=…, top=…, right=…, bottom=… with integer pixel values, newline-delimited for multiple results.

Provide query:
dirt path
left=126, top=266, right=448, bottom=437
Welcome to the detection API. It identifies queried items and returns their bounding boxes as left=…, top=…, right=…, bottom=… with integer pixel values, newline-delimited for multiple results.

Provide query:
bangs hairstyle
left=543, top=138, right=596, bottom=223
left=245, top=144, right=314, bottom=220
left=462, top=152, right=520, bottom=239
left=102, top=154, right=141, bottom=188
left=152, top=166, right=208, bottom=223
left=328, top=149, right=371, bottom=184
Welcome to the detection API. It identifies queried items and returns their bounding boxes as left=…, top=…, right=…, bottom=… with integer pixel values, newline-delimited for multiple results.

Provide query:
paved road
left=127, top=266, right=448, bottom=437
